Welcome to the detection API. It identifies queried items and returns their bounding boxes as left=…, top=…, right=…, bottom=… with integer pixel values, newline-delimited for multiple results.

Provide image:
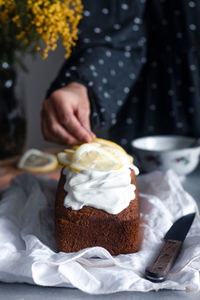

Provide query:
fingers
left=76, top=107, right=96, bottom=139
left=59, top=112, right=92, bottom=143
left=51, top=91, right=93, bottom=142
left=41, top=100, right=79, bottom=145
left=41, top=83, right=96, bottom=146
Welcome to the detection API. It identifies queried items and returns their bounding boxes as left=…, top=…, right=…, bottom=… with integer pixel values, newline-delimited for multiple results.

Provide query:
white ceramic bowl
left=131, top=135, right=200, bottom=176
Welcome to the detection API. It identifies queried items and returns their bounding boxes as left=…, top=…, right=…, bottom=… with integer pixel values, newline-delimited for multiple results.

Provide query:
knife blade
left=145, top=212, right=195, bottom=282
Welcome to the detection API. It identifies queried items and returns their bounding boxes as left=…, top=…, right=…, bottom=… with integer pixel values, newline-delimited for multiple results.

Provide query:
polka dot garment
left=47, top=0, right=200, bottom=152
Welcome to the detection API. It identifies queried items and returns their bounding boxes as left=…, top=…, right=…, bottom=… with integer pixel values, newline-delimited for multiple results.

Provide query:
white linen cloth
left=0, top=170, right=200, bottom=294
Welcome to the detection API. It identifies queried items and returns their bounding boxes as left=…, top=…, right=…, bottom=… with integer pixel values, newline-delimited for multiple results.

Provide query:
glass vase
left=0, top=58, right=26, bottom=160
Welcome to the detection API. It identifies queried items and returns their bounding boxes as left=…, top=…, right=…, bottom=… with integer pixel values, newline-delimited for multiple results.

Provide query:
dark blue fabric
left=47, top=0, right=200, bottom=151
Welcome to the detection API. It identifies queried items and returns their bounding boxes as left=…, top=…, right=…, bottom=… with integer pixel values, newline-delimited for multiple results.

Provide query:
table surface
left=0, top=165, right=200, bottom=300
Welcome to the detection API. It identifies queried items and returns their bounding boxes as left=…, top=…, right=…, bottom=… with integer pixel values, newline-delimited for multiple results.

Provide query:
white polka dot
left=118, top=61, right=124, bottom=67
left=65, top=72, right=71, bottom=77
left=92, top=71, right=98, bottom=77
left=166, top=45, right=172, bottom=51
left=121, top=3, right=129, bottom=10
left=125, top=45, right=131, bottom=51
left=189, top=86, right=195, bottom=93
left=124, top=51, right=131, bottom=58
left=117, top=100, right=123, bottom=106
left=151, top=61, right=157, bottom=67
left=121, top=138, right=128, bottom=145
left=176, top=101, right=182, bottom=107
left=87, top=48, right=93, bottom=53
left=148, top=125, right=155, bottom=131
left=5, top=80, right=13, bottom=88
left=132, top=97, right=138, bottom=103
left=189, top=24, right=196, bottom=31
left=79, top=57, right=85, bottom=63
left=151, top=83, right=157, bottom=89
left=188, top=1, right=196, bottom=8
left=176, top=80, right=182, bottom=86
left=176, top=58, right=182, bottom=64
left=88, top=81, right=94, bottom=87
left=167, top=68, right=173, bottom=74
left=113, top=24, right=121, bottom=30
left=104, top=91, right=110, bottom=98
left=174, top=10, right=181, bottom=16
left=83, top=38, right=90, bottom=43
left=124, top=87, right=130, bottom=94
left=2, top=62, right=9, bottom=69
left=126, top=118, right=133, bottom=124
left=98, top=86, right=103, bottom=91
left=100, top=107, right=106, bottom=113
left=92, top=112, right=98, bottom=117
left=111, top=119, right=117, bottom=125
left=129, top=73, right=136, bottom=80
left=89, top=64, right=96, bottom=71
left=132, top=25, right=139, bottom=31
left=141, top=57, right=147, bottom=64
left=176, top=32, right=183, bottom=39
left=190, top=64, right=196, bottom=71
left=176, top=122, right=184, bottom=128
left=168, top=90, right=175, bottom=96
left=102, top=8, right=109, bottom=14
left=188, top=107, right=194, bottom=113
left=110, top=69, right=116, bottom=76
left=83, top=10, right=91, bottom=17
left=70, top=65, right=77, bottom=71
left=140, top=0, right=146, bottom=3
left=105, top=50, right=112, bottom=57
left=138, top=37, right=147, bottom=46
left=149, top=104, right=156, bottom=111
left=102, top=78, right=108, bottom=84
left=162, top=19, right=168, bottom=26
left=98, top=59, right=104, bottom=65
left=111, top=113, right=116, bottom=118
left=94, top=27, right=102, bottom=34
left=134, top=17, right=142, bottom=24
left=105, top=35, right=112, bottom=42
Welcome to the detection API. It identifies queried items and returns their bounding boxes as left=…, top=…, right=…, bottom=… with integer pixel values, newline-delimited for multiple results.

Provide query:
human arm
left=43, top=0, right=147, bottom=144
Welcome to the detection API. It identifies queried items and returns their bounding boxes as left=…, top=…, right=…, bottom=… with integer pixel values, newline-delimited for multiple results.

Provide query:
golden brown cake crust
left=55, top=169, right=139, bottom=256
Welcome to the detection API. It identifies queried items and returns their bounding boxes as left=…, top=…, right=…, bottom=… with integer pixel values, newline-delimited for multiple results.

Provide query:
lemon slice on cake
left=18, top=149, right=58, bottom=172
left=57, top=138, right=133, bottom=172
left=91, top=138, right=127, bottom=154
left=70, top=143, right=123, bottom=172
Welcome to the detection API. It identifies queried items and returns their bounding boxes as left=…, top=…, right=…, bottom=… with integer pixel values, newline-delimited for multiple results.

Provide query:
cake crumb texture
left=55, top=169, right=139, bottom=255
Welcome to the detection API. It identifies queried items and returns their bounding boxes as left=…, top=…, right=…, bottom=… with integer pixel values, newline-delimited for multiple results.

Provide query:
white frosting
left=63, top=164, right=139, bottom=215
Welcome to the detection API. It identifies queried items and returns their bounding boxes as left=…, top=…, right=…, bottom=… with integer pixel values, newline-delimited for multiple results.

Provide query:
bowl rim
left=131, top=135, right=200, bottom=153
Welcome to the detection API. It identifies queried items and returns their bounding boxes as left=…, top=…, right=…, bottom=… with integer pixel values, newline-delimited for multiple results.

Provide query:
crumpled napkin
left=0, top=170, right=200, bottom=294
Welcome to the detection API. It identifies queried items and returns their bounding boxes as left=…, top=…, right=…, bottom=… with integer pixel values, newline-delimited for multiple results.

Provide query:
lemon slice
left=64, top=148, right=75, bottom=155
left=103, top=146, right=133, bottom=165
left=18, top=149, right=58, bottom=172
left=57, top=138, right=133, bottom=172
left=57, top=152, right=73, bottom=167
left=91, top=138, right=127, bottom=154
left=70, top=143, right=123, bottom=172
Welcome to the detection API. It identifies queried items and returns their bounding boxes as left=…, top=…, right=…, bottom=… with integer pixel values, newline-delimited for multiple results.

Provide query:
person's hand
left=41, top=82, right=95, bottom=145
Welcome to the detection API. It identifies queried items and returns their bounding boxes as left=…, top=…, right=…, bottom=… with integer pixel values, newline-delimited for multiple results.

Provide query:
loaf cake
left=55, top=138, right=139, bottom=256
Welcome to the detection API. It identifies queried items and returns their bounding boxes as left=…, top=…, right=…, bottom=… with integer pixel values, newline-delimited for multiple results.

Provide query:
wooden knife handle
left=145, top=239, right=182, bottom=282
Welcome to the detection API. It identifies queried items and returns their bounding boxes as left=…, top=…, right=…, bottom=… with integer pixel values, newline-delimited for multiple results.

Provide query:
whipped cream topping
left=63, top=165, right=139, bottom=215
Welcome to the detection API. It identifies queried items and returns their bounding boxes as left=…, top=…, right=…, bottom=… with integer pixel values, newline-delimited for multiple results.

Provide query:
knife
left=145, top=212, right=195, bottom=282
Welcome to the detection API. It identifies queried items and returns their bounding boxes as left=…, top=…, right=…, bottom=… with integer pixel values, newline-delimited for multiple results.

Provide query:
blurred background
left=24, top=44, right=65, bottom=151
